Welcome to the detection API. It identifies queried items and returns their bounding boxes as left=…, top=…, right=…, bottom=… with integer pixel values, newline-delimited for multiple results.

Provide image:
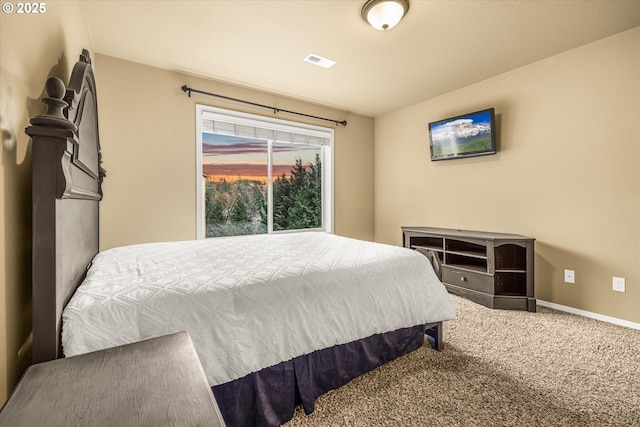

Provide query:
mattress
left=62, top=232, right=456, bottom=386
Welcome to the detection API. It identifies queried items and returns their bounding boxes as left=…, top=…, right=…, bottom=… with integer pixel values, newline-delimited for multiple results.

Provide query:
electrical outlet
left=613, top=277, right=626, bottom=292
left=564, top=269, right=575, bottom=284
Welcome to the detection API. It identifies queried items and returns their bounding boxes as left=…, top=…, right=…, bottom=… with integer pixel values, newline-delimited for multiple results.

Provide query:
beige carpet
left=284, top=295, right=640, bottom=427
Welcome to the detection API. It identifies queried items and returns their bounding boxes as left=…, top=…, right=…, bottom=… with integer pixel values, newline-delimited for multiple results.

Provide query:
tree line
left=205, top=154, right=322, bottom=237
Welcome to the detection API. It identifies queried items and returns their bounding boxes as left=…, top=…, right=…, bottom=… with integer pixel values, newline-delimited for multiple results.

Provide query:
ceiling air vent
left=303, top=53, right=336, bottom=69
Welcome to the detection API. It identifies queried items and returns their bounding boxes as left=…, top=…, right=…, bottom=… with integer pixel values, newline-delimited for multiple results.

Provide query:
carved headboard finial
left=80, top=49, right=91, bottom=65
left=29, top=77, right=77, bottom=132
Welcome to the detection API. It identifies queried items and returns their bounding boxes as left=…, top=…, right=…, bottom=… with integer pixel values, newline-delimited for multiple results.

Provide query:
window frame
left=195, top=104, right=334, bottom=239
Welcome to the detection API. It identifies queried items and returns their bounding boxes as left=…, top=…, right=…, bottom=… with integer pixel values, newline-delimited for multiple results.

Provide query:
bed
left=28, top=51, right=457, bottom=427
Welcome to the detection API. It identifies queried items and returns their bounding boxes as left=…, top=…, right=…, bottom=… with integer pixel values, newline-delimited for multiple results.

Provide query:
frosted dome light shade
left=362, top=0, right=409, bottom=31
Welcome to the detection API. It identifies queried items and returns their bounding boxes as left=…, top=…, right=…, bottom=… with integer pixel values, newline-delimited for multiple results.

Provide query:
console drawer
left=442, top=266, right=492, bottom=294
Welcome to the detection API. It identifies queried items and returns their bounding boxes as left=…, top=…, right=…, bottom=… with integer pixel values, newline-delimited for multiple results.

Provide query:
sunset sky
left=202, top=133, right=319, bottom=182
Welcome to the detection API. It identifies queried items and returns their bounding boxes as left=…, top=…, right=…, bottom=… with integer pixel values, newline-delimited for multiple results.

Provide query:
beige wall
left=375, top=28, right=640, bottom=324
left=0, top=2, right=93, bottom=404
left=94, top=54, right=375, bottom=250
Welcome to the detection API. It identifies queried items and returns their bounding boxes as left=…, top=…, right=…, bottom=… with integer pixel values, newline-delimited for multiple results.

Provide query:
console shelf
left=402, top=226, right=535, bottom=312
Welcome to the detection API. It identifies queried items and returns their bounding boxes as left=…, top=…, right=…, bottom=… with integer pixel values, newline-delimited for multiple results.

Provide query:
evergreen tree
left=273, top=172, right=292, bottom=231
left=205, top=184, right=223, bottom=222
left=230, top=196, right=249, bottom=223
left=273, top=155, right=322, bottom=231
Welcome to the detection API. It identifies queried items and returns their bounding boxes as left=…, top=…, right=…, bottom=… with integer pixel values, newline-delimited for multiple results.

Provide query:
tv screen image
left=429, top=108, right=496, bottom=161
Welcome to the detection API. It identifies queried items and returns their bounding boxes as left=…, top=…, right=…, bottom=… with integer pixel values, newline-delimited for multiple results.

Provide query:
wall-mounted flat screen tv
left=429, top=108, right=496, bottom=161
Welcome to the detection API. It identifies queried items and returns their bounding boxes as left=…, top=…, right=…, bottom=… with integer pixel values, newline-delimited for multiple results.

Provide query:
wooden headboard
left=27, top=50, right=106, bottom=363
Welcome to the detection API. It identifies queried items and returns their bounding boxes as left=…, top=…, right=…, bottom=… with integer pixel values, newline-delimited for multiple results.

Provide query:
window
left=196, top=105, right=333, bottom=238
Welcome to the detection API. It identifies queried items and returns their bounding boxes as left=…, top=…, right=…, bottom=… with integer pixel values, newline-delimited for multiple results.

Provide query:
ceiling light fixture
left=361, top=0, right=410, bottom=31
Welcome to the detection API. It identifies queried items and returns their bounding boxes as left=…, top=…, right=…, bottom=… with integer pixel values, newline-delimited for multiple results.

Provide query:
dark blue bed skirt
left=212, top=324, right=428, bottom=427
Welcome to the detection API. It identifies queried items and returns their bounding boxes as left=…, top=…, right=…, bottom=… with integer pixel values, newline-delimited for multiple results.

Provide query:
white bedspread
left=62, top=232, right=456, bottom=386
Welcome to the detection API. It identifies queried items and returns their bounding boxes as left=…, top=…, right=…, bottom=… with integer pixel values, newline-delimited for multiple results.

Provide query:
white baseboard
left=537, top=300, right=640, bottom=330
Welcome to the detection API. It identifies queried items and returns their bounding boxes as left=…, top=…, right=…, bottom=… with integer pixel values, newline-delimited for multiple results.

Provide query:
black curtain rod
left=181, top=85, right=347, bottom=127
